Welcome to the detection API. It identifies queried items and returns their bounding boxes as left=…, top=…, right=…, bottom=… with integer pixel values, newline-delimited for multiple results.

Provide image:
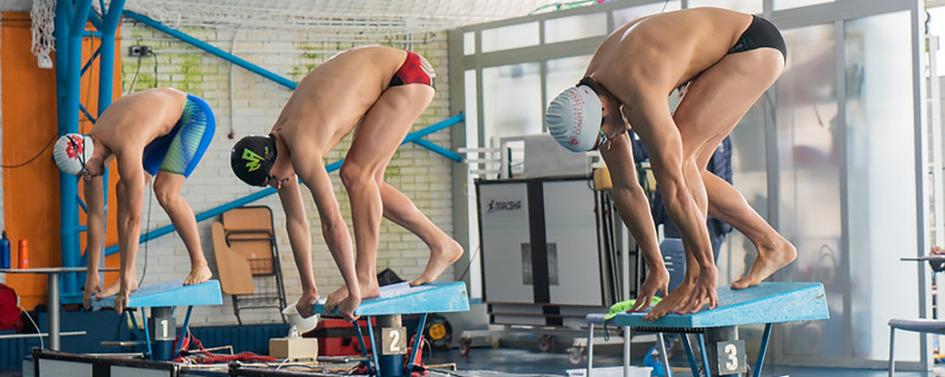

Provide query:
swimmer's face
left=81, top=156, right=106, bottom=179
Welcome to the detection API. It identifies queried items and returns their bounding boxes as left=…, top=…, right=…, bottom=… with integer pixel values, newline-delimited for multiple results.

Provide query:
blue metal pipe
left=88, top=11, right=103, bottom=30
left=82, top=31, right=102, bottom=38
left=101, top=115, right=462, bottom=256
left=57, top=0, right=94, bottom=298
left=412, top=139, right=462, bottom=162
left=123, top=11, right=297, bottom=90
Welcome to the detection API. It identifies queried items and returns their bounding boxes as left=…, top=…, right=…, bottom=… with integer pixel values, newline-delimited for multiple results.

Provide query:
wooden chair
left=212, top=206, right=287, bottom=324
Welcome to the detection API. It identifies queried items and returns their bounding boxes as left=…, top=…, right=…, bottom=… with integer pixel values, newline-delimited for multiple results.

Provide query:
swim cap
left=231, top=135, right=277, bottom=187
left=545, top=85, right=603, bottom=152
left=53, top=133, right=94, bottom=175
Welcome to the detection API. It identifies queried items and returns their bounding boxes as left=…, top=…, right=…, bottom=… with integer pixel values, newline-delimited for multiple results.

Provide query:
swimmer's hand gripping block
left=313, top=282, right=470, bottom=317
left=92, top=280, right=223, bottom=308
left=611, top=282, right=828, bottom=329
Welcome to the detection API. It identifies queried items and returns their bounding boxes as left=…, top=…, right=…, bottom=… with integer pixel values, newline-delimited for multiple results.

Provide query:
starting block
left=92, top=280, right=223, bottom=361
left=312, top=282, right=470, bottom=377
left=586, top=282, right=828, bottom=377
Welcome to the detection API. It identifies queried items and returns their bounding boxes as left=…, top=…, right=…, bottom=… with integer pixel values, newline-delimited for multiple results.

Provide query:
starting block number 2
left=381, top=327, right=408, bottom=355
left=716, top=340, right=747, bottom=375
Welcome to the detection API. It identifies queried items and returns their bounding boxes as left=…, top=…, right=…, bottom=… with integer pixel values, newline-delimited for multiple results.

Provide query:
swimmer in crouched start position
left=546, top=8, right=795, bottom=319
left=231, top=46, right=464, bottom=321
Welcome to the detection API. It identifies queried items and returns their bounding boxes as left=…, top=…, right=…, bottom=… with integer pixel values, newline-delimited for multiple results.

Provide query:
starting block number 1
left=716, top=340, right=747, bottom=375
left=381, top=327, right=408, bottom=355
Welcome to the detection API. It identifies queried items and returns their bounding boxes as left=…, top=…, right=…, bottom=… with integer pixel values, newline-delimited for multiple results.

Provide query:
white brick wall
left=120, top=23, right=453, bottom=325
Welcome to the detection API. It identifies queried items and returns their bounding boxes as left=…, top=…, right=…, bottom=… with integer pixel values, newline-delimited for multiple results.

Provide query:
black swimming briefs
left=676, top=16, right=787, bottom=92
left=728, top=15, right=787, bottom=61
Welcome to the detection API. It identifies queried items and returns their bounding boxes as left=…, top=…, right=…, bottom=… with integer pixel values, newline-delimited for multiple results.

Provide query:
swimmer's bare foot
left=732, top=237, right=797, bottom=290
left=323, top=281, right=381, bottom=318
left=183, top=262, right=213, bottom=285
left=411, top=239, right=464, bottom=286
left=96, top=279, right=138, bottom=300
left=112, top=276, right=139, bottom=314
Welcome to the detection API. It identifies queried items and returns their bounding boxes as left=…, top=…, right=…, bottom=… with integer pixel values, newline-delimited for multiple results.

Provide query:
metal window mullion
left=911, top=0, right=932, bottom=369
left=833, top=17, right=855, bottom=363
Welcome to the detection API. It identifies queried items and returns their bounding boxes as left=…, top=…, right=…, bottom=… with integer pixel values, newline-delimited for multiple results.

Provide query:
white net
left=123, top=0, right=561, bottom=37
left=30, top=0, right=56, bottom=69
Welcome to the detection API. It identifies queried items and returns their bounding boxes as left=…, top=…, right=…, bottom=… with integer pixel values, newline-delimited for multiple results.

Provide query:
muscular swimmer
left=545, top=8, right=796, bottom=319
left=230, top=45, right=463, bottom=321
left=53, top=87, right=216, bottom=313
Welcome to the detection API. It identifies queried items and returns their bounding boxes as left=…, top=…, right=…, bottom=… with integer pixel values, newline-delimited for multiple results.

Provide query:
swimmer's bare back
left=273, top=45, right=411, bottom=152
left=91, top=87, right=187, bottom=156
left=587, top=8, right=753, bottom=97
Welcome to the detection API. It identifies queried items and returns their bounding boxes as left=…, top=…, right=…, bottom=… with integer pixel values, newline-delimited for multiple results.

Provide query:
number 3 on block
left=716, top=340, right=747, bottom=375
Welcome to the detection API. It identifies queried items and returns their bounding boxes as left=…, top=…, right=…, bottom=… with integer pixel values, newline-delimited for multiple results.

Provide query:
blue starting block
left=313, top=282, right=470, bottom=377
left=585, top=282, right=828, bottom=377
left=92, top=280, right=223, bottom=361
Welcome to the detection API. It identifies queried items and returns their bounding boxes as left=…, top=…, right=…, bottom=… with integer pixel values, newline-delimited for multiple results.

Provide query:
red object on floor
left=0, top=284, right=22, bottom=331
left=173, top=331, right=277, bottom=364
left=309, top=318, right=375, bottom=356
left=407, top=335, right=428, bottom=377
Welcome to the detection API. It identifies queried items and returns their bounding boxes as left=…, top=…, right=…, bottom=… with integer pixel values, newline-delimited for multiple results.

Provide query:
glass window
left=844, top=11, right=919, bottom=362
left=612, top=2, right=680, bottom=26
left=687, top=0, right=761, bottom=14
left=544, top=55, right=593, bottom=109
left=774, top=23, right=842, bottom=359
left=928, top=7, right=945, bottom=75
left=464, top=31, right=476, bottom=55
left=544, top=13, right=608, bottom=44
left=774, top=0, right=832, bottom=10
left=481, top=22, right=540, bottom=53
left=481, top=63, right=542, bottom=146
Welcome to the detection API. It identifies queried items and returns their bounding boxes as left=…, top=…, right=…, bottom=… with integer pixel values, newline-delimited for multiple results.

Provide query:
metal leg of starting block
left=623, top=326, right=631, bottom=377
left=406, top=313, right=428, bottom=374
left=353, top=320, right=371, bottom=360
left=681, top=334, right=700, bottom=377
left=586, top=322, right=595, bottom=377
left=753, top=323, right=772, bottom=377
left=366, top=317, right=382, bottom=377
left=697, top=333, right=710, bottom=377
left=140, top=310, right=153, bottom=358
left=175, top=306, right=194, bottom=356
left=657, top=333, right=673, bottom=377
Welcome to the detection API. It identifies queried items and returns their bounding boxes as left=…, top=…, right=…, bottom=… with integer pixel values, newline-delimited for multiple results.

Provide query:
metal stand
left=352, top=313, right=430, bottom=377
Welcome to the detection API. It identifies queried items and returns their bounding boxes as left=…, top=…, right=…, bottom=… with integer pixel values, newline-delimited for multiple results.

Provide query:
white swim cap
left=546, top=85, right=603, bottom=152
left=53, top=133, right=93, bottom=175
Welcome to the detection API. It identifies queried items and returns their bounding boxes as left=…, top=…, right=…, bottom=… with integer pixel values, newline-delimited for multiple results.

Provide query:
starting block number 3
left=716, top=340, right=747, bottom=375
left=381, top=327, right=408, bottom=355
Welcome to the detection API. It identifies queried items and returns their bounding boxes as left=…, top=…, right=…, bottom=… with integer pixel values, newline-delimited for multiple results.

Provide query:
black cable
left=151, top=52, right=159, bottom=88
left=0, top=135, right=57, bottom=169
left=457, top=245, right=481, bottom=282
left=661, top=0, right=670, bottom=13
left=125, top=54, right=144, bottom=95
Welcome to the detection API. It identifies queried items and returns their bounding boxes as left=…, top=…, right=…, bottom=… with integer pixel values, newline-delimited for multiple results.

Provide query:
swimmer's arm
left=626, top=98, right=714, bottom=268
left=84, top=177, right=106, bottom=275
left=116, top=153, right=146, bottom=278
left=277, top=179, right=318, bottom=296
left=599, top=129, right=665, bottom=272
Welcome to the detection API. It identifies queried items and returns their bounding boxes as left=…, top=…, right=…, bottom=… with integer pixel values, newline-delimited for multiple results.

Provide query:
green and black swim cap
left=231, top=134, right=277, bottom=187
